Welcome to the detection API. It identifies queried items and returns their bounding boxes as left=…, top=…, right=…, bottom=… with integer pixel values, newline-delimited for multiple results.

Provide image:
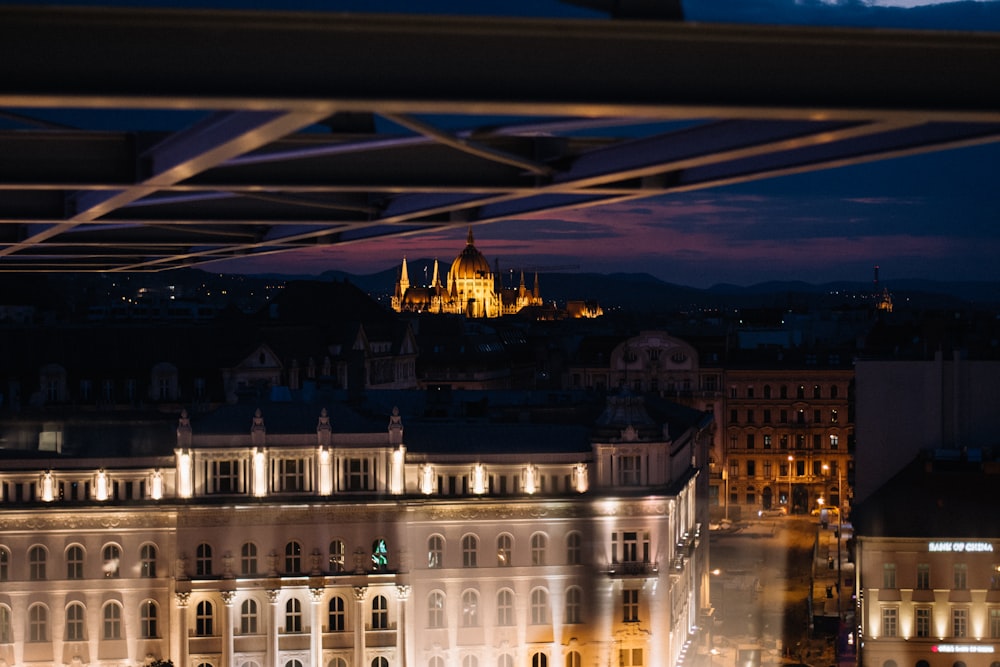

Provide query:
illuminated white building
left=0, top=395, right=712, bottom=667
left=853, top=452, right=1000, bottom=667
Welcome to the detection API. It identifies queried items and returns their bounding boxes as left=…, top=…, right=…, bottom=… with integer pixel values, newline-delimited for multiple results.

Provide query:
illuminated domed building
left=392, top=228, right=542, bottom=318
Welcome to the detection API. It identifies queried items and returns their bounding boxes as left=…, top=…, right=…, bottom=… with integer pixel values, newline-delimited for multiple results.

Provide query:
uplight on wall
left=40, top=471, right=55, bottom=502
left=252, top=448, right=267, bottom=497
left=95, top=469, right=110, bottom=501
left=524, top=464, right=538, bottom=495
left=420, top=464, right=435, bottom=495
left=390, top=446, right=406, bottom=495
left=318, top=447, right=333, bottom=495
left=176, top=450, right=193, bottom=499
left=150, top=469, right=164, bottom=500
left=472, top=463, right=486, bottom=494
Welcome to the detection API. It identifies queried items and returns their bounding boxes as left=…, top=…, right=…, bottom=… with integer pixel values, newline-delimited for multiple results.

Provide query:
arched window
left=0, top=605, right=11, bottom=643
left=915, top=662, right=930, bottom=667
left=65, top=602, right=86, bottom=641
left=196, top=600, right=214, bottom=636
left=241, top=542, right=258, bottom=575
left=140, top=600, right=158, bottom=638
left=461, top=590, right=479, bottom=627
left=371, top=658, right=389, bottom=667
left=196, top=543, right=213, bottom=576
left=429, top=658, right=445, bottom=667
left=496, top=589, right=515, bottom=626
left=241, top=599, right=259, bottom=634
left=102, top=543, right=121, bottom=577
left=28, top=603, right=48, bottom=641
left=531, top=589, right=548, bottom=624
left=329, top=660, right=348, bottom=667
left=286, top=661, right=303, bottom=667
left=427, top=535, right=444, bottom=569
left=28, top=545, right=47, bottom=580
left=371, top=595, right=388, bottom=629
left=285, top=540, right=302, bottom=574
left=140, top=543, right=157, bottom=577
left=830, top=384, right=839, bottom=399
left=329, top=539, right=346, bottom=573
left=328, top=596, right=346, bottom=632
left=102, top=602, right=122, bottom=639
left=882, top=661, right=897, bottom=667
left=463, top=656, right=479, bottom=667
left=0, top=547, right=8, bottom=581
left=66, top=544, right=85, bottom=579
left=565, top=586, right=582, bottom=624
left=763, top=384, right=772, bottom=399
left=427, top=591, right=445, bottom=628
left=285, top=598, right=303, bottom=633
left=498, top=656, right=514, bottom=667
left=566, top=651, right=581, bottom=667
left=241, top=662, right=262, bottom=667
left=462, top=534, right=478, bottom=567
left=566, top=532, right=582, bottom=565
left=532, top=653, right=547, bottom=667
left=530, top=533, right=547, bottom=566
left=496, top=534, right=513, bottom=566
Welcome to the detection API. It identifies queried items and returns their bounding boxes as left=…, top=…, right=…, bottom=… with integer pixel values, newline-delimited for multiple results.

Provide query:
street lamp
left=787, top=455, right=794, bottom=513
left=823, top=463, right=845, bottom=622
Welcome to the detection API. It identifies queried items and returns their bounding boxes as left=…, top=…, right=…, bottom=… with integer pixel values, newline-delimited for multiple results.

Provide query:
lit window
left=65, top=602, right=86, bottom=641
left=371, top=595, right=388, bottom=630
left=371, top=539, right=389, bottom=571
left=427, top=535, right=444, bottom=569
left=329, top=540, right=345, bottom=573
left=285, top=598, right=303, bottom=633
left=462, top=534, right=478, bottom=568
left=498, top=655, right=514, bottom=667
left=530, top=589, right=548, bottom=625
left=103, top=544, right=121, bottom=578
left=328, top=596, right=346, bottom=632
left=428, top=591, right=445, bottom=628
left=881, top=607, right=897, bottom=637
left=461, top=590, right=479, bottom=627
left=103, top=602, right=122, bottom=640
left=565, top=587, right=582, bottom=624
left=66, top=545, right=85, bottom=580
left=241, top=599, right=259, bottom=634
left=496, top=589, right=514, bottom=626
left=496, top=534, right=512, bottom=567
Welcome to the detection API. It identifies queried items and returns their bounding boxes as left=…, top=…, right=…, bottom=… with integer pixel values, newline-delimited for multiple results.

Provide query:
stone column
left=221, top=590, right=236, bottom=667
left=353, top=586, right=368, bottom=667
left=310, top=586, right=324, bottom=667
left=267, top=587, right=281, bottom=667
left=395, top=585, right=410, bottom=667
left=175, top=591, right=191, bottom=667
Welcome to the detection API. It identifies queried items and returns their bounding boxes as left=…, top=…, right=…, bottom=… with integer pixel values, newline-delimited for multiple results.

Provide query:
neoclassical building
left=0, top=395, right=712, bottom=667
left=391, top=229, right=542, bottom=318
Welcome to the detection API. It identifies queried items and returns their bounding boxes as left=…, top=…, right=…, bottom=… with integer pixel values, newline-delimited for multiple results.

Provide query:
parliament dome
left=450, top=228, right=492, bottom=280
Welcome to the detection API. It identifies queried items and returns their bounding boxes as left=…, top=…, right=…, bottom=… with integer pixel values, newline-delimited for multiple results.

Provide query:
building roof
left=852, top=449, right=1000, bottom=539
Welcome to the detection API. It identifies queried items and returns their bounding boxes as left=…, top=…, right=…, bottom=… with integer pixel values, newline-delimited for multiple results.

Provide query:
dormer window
left=618, top=455, right=641, bottom=486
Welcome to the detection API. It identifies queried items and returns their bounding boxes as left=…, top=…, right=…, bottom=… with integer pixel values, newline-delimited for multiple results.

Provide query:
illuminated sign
left=928, top=541, right=994, bottom=553
left=932, top=645, right=995, bottom=654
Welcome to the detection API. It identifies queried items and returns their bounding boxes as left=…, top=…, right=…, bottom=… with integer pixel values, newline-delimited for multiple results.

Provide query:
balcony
left=608, top=560, right=658, bottom=578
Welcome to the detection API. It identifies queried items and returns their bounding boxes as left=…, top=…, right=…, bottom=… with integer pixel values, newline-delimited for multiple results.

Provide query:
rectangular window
left=955, top=563, right=968, bottom=589
left=729, top=460, right=739, bottom=479
left=729, top=409, right=738, bottom=424
left=746, top=386, right=754, bottom=398
left=991, top=608, right=1000, bottom=639
left=763, top=410, right=771, bottom=424
left=916, top=607, right=931, bottom=638
left=746, top=409, right=755, bottom=424
left=279, top=459, right=304, bottom=492
left=623, top=589, right=639, bottom=622
left=881, top=607, right=897, bottom=637
left=763, top=434, right=772, bottom=449
left=830, top=435, right=839, bottom=450
left=952, top=608, right=968, bottom=638
left=348, top=458, right=370, bottom=491
left=813, top=434, right=822, bottom=450
left=813, top=409, right=821, bottom=423
left=831, top=409, right=839, bottom=423
left=619, top=648, right=643, bottom=667
left=883, top=563, right=896, bottom=589
left=746, top=434, right=755, bottom=449
left=746, top=460, right=756, bottom=477
left=213, top=460, right=240, bottom=493
left=916, top=563, right=930, bottom=590
left=619, top=455, right=641, bottom=486
left=763, top=460, right=772, bottom=478
left=780, top=410, right=788, bottom=424
left=745, top=491, right=755, bottom=504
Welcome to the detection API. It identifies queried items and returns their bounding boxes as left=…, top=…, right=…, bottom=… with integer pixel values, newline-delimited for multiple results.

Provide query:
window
left=139, top=600, right=158, bottom=638
left=329, top=661, right=348, bottom=667
left=612, top=531, right=650, bottom=566
left=213, top=459, right=240, bottom=493
left=287, top=661, right=304, bottom=667
left=498, top=656, right=514, bottom=667
left=831, top=409, right=839, bottom=423
left=241, top=542, right=258, bottom=575
left=428, top=535, right=444, bottom=569
left=141, top=543, right=157, bottom=578
left=29, top=545, right=47, bottom=580
left=103, top=544, right=121, bottom=577
left=328, top=596, right=346, bottom=632
left=462, top=534, right=478, bottom=567
left=797, top=385, right=805, bottom=399
left=463, top=657, right=478, bottom=667
left=746, top=386, right=754, bottom=398
left=618, top=455, right=641, bottom=485
left=915, top=607, right=931, bottom=638
left=623, top=589, right=639, bottom=622
left=0, top=605, right=10, bottom=643
left=531, top=533, right=547, bottom=566
left=747, top=460, right=756, bottom=477
left=372, top=658, right=388, bottom=667
left=990, top=608, right=1000, bottom=638
left=329, top=540, right=345, bottom=573
left=566, top=532, right=582, bottom=565
left=285, top=598, right=303, bottom=633
left=955, top=563, right=968, bottom=589
left=565, top=586, right=582, bottom=624
left=67, top=544, right=85, bottom=579
left=881, top=607, right=897, bottom=637
left=620, top=649, right=643, bottom=666
left=241, top=599, right=259, bottom=634
left=430, top=659, right=445, bottom=667
left=497, top=534, right=513, bottom=567
left=746, top=434, right=755, bottom=449
left=496, top=589, right=514, bottom=626
left=285, top=540, right=302, bottom=574
left=65, top=602, right=86, bottom=641
left=103, top=602, right=122, bottom=639
left=196, top=543, right=213, bottom=576
left=348, top=458, right=370, bottom=491
left=279, top=458, right=305, bottom=492
left=531, top=589, right=548, bottom=624
left=917, top=563, right=930, bottom=589
left=565, top=652, right=581, bottom=667
left=371, top=595, right=388, bottom=630
left=763, top=384, right=772, bottom=398
left=532, top=654, right=547, bottom=667
left=746, top=410, right=755, bottom=425
left=372, top=539, right=389, bottom=571
left=461, top=590, right=479, bottom=627
left=952, top=608, right=968, bottom=637
left=0, top=547, right=8, bottom=581
left=28, top=603, right=47, bottom=641
left=729, top=459, right=739, bottom=479
left=763, top=460, right=772, bottom=478
left=830, top=435, right=839, bottom=450
left=428, top=591, right=445, bottom=628
left=882, top=563, right=896, bottom=589
left=763, top=434, right=772, bottom=449
left=813, top=434, right=822, bottom=450
left=196, top=600, right=214, bottom=636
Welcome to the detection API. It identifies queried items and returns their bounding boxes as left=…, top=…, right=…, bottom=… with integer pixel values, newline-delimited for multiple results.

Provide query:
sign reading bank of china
left=928, top=541, right=995, bottom=553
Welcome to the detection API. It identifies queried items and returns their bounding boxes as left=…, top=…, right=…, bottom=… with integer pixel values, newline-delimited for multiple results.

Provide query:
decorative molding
left=0, top=511, right=175, bottom=531
left=175, top=591, right=191, bottom=607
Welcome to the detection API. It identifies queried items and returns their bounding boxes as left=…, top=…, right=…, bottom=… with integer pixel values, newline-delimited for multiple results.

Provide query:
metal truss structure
left=0, top=6, right=998, bottom=272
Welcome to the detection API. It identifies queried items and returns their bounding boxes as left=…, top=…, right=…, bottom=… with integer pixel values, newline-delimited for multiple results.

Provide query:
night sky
left=20, top=0, right=1000, bottom=288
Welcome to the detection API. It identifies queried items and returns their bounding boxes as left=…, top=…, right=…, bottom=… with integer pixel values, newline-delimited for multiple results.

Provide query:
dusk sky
left=24, top=0, right=1000, bottom=288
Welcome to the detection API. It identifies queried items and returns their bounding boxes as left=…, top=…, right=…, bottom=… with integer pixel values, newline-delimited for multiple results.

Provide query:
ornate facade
left=0, top=399, right=712, bottom=667
left=391, top=229, right=542, bottom=318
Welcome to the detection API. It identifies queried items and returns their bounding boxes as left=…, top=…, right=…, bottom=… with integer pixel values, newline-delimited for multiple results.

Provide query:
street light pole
left=787, top=455, right=794, bottom=513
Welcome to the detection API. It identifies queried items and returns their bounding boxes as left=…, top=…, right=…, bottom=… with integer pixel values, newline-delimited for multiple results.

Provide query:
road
left=709, top=515, right=830, bottom=665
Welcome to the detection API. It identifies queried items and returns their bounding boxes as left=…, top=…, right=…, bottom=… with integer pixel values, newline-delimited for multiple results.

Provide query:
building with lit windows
left=721, top=363, right=854, bottom=517
left=0, top=393, right=712, bottom=667
left=852, top=451, right=1000, bottom=667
